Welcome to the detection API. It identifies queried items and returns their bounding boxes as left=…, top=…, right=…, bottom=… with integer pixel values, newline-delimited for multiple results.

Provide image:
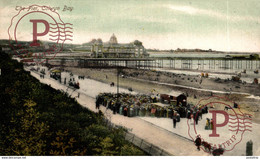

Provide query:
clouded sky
left=1, top=0, right=260, bottom=52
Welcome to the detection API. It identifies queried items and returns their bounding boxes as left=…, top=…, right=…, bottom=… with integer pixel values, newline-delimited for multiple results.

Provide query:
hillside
left=0, top=52, right=145, bottom=156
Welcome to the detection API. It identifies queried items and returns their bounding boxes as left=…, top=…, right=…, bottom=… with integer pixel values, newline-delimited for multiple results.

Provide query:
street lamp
left=117, top=67, right=120, bottom=100
left=116, top=67, right=123, bottom=101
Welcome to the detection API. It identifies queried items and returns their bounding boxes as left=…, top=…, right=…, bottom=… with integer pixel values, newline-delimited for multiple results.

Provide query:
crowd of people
left=96, top=93, right=154, bottom=116
left=95, top=93, right=209, bottom=128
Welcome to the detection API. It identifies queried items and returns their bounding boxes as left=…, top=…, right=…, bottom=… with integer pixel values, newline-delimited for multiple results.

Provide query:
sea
left=149, top=52, right=260, bottom=83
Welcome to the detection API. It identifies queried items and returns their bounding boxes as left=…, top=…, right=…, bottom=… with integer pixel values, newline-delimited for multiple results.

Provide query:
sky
left=1, top=0, right=260, bottom=52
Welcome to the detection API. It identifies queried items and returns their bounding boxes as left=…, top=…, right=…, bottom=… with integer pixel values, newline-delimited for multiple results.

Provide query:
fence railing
left=103, top=118, right=171, bottom=156
left=124, top=131, right=171, bottom=156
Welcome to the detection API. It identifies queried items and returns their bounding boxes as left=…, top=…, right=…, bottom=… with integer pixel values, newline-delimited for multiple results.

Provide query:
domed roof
left=109, top=33, right=118, bottom=44
left=97, top=38, right=103, bottom=44
left=133, top=40, right=142, bottom=46
left=90, top=39, right=97, bottom=43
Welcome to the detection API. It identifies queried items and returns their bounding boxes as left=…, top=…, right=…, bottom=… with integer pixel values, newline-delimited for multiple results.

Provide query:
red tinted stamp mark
left=187, top=95, right=252, bottom=155
left=8, top=4, right=73, bottom=63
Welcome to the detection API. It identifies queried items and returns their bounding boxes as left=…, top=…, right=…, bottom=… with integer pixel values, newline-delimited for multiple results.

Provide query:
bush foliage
left=0, top=52, right=145, bottom=156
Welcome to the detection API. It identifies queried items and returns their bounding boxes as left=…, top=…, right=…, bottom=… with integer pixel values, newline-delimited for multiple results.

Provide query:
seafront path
left=27, top=68, right=208, bottom=156
left=27, top=67, right=260, bottom=156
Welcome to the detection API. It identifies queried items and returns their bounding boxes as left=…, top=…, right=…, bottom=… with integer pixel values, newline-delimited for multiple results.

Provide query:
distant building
left=109, top=33, right=118, bottom=44
left=225, top=54, right=259, bottom=60
left=82, top=34, right=149, bottom=58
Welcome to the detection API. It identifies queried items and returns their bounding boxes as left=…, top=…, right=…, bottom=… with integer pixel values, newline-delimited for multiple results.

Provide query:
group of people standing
left=205, top=118, right=214, bottom=130
left=95, top=93, right=209, bottom=127
left=78, top=75, right=85, bottom=80
left=37, top=68, right=45, bottom=79
left=96, top=93, right=152, bottom=116
left=40, top=74, right=45, bottom=79
left=172, top=104, right=209, bottom=128
left=96, top=93, right=181, bottom=117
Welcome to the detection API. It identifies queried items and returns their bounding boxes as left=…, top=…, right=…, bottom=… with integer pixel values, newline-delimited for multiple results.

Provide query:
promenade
left=27, top=66, right=260, bottom=156
left=28, top=68, right=208, bottom=156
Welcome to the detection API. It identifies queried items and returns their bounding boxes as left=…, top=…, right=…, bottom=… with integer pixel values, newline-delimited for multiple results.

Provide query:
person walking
left=198, top=110, right=202, bottom=120
left=96, top=98, right=100, bottom=110
left=210, top=119, right=213, bottom=130
left=97, top=102, right=100, bottom=110
left=123, top=106, right=128, bottom=116
left=195, top=114, right=199, bottom=125
left=205, top=106, right=208, bottom=113
left=190, top=113, right=193, bottom=123
left=78, top=92, right=80, bottom=98
left=173, top=116, right=177, bottom=128
left=205, top=118, right=210, bottom=130
left=187, top=110, right=191, bottom=119
left=112, top=104, right=116, bottom=114
left=116, top=101, right=121, bottom=113
left=199, top=78, right=202, bottom=84
left=195, top=135, right=202, bottom=151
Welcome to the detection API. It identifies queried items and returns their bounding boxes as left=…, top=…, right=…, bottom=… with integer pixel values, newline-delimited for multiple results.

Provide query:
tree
left=6, top=99, right=49, bottom=155
left=120, top=144, right=145, bottom=156
left=50, top=130, right=86, bottom=155
left=94, top=137, right=117, bottom=156
left=0, top=52, right=146, bottom=156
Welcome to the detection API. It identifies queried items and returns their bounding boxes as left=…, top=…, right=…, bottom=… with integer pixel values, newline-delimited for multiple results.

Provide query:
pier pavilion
left=82, top=34, right=149, bottom=58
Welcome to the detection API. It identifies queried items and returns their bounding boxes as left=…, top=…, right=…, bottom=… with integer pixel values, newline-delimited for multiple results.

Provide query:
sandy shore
left=65, top=67, right=260, bottom=123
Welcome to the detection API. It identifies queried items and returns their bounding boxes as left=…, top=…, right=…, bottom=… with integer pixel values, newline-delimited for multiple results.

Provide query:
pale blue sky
left=1, top=0, right=260, bottom=52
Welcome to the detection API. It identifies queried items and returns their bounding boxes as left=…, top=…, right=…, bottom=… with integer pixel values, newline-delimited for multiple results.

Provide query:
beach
left=64, top=67, right=260, bottom=123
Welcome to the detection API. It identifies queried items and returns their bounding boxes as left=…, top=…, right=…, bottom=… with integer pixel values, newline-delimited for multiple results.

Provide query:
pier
left=45, top=58, right=156, bottom=69
left=44, top=56, right=260, bottom=71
